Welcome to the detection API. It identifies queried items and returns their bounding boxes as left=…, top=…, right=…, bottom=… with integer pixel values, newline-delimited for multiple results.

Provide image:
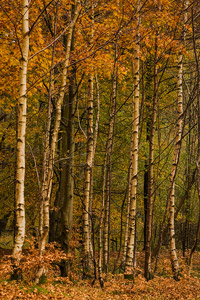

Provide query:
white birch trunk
left=88, top=74, right=100, bottom=261
left=83, top=75, right=94, bottom=274
left=144, top=61, right=158, bottom=281
left=168, top=1, right=188, bottom=280
left=83, top=1, right=97, bottom=274
left=124, top=0, right=140, bottom=276
left=123, top=160, right=132, bottom=263
left=103, top=67, right=117, bottom=273
left=13, top=0, right=29, bottom=258
left=99, top=56, right=117, bottom=283
left=168, top=56, right=182, bottom=280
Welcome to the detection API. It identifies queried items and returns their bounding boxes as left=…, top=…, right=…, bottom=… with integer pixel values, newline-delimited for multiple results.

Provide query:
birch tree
left=123, top=159, right=132, bottom=264
left=82, top=75, right=94, bottom=276
left=60, top=66, right=76, bottom=276
left=12, top=0, right=29, bottom=276
left=168, top=1, right=188, bottom=280
left=98, top=48, right=117, bottom=285
left=144, top=53, right=158, bottom=280
left=124, top=0, right=140, bottom=278
left=103, top=67, right=117, bottom=273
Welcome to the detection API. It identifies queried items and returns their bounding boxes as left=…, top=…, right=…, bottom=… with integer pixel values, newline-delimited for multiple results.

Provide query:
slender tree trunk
left=93, top=76, right=100, bottom=160
left=60, top=66, right=76, bottom=276
left=168, top=2, right=188, bottom=280
left=143, top=160, right=148, bottom=250
left=168, top=55, right=182, bottom=281
left=82, top=1, right=98, bottom=275
left=104, top=155, right=111, bottom=273
left=88, top=72, right=94, bottom=262
left=124, top=0, right=140, bottom=278
left=88, top=3, right=97, bottom=262
left=12, top=0, right=29, bottom=276
left=98, top=154, right=107, bottom=287
left=40, top=8, right=57, bottom=243
left=143, top=58, right=153, bottom=251
left=123, top=160, right=132, bottom=264
left=124, top=2, right=140, bottom=277
left=82, top=74, right=94, bottom=276
left=182, top=120, right=192, bottom=257
left=103, top=65, right=117, bottom=273
left=144, top=40, right=158, bottom=281
left=89, top=74, right=100, bottom=279
left=98, top=52, right=117, bottom=285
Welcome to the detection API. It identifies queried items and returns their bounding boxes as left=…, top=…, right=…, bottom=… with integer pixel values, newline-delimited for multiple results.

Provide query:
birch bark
left=82, top=75, right=94, bottom=275
left=103, top=69, right=117, bottom=273
left=168, top=1, right=188, bottom=280
left=144, top=59, right=158, bottom=281
left=60, top=67, right=76, bottom=276
left=123, top=160, right=132, bottom=264
left=124, top=0, right=140, bottom=277
left=98, top=52, right=117, bottom=285
left=13, top=0, right=29, bottom=259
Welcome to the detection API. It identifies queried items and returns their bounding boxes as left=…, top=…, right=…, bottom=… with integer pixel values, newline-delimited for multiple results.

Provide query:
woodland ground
left=0, top=248, right=200, bottom=300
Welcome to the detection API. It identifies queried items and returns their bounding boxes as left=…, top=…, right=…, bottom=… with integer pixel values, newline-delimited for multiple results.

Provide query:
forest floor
left=0, top=248, right=200, bottom=300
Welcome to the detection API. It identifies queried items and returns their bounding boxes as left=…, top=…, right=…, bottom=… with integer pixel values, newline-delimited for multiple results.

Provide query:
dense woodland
left=1, top=0, right=200, bottom=298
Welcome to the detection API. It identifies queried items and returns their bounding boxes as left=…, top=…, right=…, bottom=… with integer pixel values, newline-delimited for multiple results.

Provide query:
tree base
left=34, top=266, right=47, bottom=284
left=58, top=260, right=71, bottom=277
left=39, top=274, right=47, bottom=284
left=99, top=277, right=104, bottom=288
left=145, top=272, right=154, bottom=281
left=173, top=275, right=180, bottom=281
left=10, top=267, right=23, bottom=281
left=124, top=273, right=134, bottom=281
left=82, top=272, right=94, bottom=280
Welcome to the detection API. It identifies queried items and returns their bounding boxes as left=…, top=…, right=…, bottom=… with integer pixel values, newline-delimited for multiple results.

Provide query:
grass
left=19, top=284, right=54, bottom=296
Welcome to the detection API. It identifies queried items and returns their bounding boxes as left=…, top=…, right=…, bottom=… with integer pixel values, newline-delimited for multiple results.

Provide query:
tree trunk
left=12, top=0, right=29, bottom=277
left=168, top=1, right=188, bottom=280
left=123, top=160, right=132, bottom=264
left=98, top=51, right=117, bottom=285
left=60, top=66, right=76, bottom=276
left=40, top=12, right=56, bottom=243
left=82, top=74, right=94, bottom=276
left=144, top=41, right=158, bottom=281
left=103, top=65, right=117, bottom=273
left=168, top=55, right=183, bottom=281
left=98, top=154, right=107, bottom=287
left=124, top=23, right=140, bottom=278
left=89, top=74, right=100, bottom=280
left=143, top=57, right=153, bottom=251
